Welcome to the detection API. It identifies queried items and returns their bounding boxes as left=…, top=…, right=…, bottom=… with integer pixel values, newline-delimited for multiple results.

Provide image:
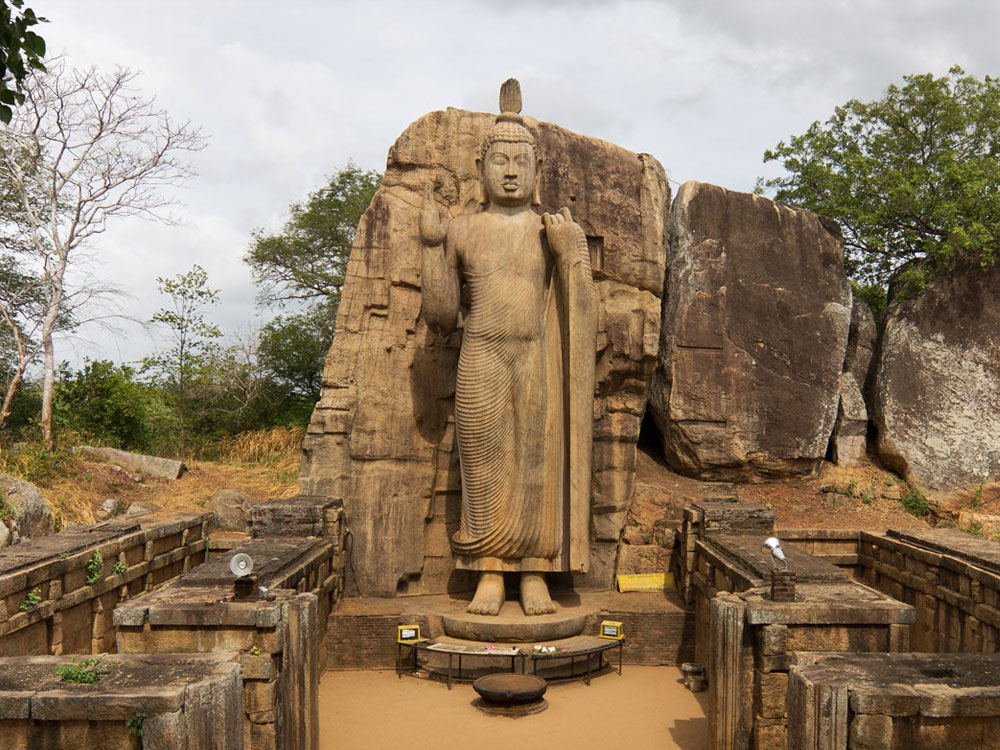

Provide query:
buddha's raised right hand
left=419, top=182, right=447, bottom=246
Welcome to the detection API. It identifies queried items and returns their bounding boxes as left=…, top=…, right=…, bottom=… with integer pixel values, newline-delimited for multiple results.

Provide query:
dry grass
left=7, top=429, right=303, bottom=529
left=200, top=426, right=306, bottom=464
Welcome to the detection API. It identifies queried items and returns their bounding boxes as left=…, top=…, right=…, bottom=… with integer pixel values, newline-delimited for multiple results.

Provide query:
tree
left=0, top=59, right=204, bottom=450
left=54, top=359, right=156, bottom=450
left=144, top=265, right=220, bottom=457
left=245, top=165, right=379, bottom=414
left=257, top=304, right=335, bottom=402
left=0, top=0, right=46, bottom=123
left=0, top=254, right=43, bottom=429
left=246, top=164, right=380, bottom=307
left=759, top=66, right=1000, bottom=291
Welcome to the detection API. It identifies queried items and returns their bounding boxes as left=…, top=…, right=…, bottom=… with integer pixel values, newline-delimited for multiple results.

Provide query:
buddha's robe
left=446, top=212, right=596, bottom=573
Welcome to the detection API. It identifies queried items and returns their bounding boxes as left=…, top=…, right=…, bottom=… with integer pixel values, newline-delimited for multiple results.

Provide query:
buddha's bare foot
left=520, top=572, right=556, bottom=615
left=467, top=572, right=505, bottom=616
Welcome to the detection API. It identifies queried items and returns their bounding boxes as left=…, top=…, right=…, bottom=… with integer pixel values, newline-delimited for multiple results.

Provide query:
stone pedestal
left=789, top=652, right=1000, bottom=750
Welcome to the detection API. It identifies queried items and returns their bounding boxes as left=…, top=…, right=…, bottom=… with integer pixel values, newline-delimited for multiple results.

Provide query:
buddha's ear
left=475, top=156, right=486, bottom=205
left=532, top=156, right=543, bottom=207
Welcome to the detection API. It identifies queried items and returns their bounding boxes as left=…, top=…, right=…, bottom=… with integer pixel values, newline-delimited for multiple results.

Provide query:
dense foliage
left=760, top=66, right=1000, bottom=294
left=246, top=164, right=381, bottom=307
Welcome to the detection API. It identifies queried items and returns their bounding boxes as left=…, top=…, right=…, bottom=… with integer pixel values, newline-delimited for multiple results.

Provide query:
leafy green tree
left=759, top=66, right=1000, bottom=291
left=246, top=164, right=380, bottom=307
left=0, top=0, right=46, bottom=123
left=246, top=164, right=380, bottom=420
left=144, top=265, right=221, bottom=457
left=258, top=304, right=335, bottom=402
left=53, top=359, right=170, bottom=450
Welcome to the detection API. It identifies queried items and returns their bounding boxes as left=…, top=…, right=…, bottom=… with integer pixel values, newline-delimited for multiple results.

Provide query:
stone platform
left=327, top=589, right=694, bottom=669
left=442, top=599, right=588, bottom=642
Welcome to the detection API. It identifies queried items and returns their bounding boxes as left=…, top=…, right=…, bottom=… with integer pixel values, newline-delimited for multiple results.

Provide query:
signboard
left=599, top=620, right=624, bottom=640
left=397, top=625, right=421, bottom=643
left=616, top=572, right=674, bottom=592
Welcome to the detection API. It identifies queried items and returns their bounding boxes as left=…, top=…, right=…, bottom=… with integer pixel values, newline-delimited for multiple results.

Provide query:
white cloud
left=31, top=0, right=1000, bottom=364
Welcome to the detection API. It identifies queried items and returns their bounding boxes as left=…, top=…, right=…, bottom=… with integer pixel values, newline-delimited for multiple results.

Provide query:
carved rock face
left=873, top=261, right=1000, bottom=491
left=299, top=108, right=669, bottom=596
left=649, top=181, right=851, bottom=480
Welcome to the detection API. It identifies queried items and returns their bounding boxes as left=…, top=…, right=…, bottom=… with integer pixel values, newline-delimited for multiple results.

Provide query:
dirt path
left=319, top=666, right=709, bottom=750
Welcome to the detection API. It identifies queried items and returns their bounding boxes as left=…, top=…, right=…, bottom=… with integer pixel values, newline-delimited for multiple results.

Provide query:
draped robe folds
left=447, top=214, right=595, bottom=574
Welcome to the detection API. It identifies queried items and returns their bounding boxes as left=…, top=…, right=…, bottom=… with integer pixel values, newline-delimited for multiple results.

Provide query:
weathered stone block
left=849, top=713, right=892, bottom=750
left=757, top=671, right=788, bottom=718
left=650, top=181, right=851, bottom=480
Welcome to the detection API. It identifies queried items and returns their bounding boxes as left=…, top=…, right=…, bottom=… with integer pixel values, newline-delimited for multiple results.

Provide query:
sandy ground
left=319, top=666, right=709, bottom=750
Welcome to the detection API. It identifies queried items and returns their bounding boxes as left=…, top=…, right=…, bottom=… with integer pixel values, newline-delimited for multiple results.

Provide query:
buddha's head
left=478, top=79, right=540, bottom=207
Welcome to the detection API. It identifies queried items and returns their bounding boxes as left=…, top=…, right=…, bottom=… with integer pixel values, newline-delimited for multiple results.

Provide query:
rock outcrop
left=299, top=107, right=669, bottom=595
left=873, top=261, right=1000, bottom=491
left=649, top=181, right=852, bottom=480
left=0, top=474, right=53, bottom=542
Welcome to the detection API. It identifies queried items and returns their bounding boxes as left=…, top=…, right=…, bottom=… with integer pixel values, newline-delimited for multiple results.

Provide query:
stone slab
left=73, top=446, right=186, bottom=480
left=707, top=534, right=848, bottom=583
left=179, top=538, right=324, bottom=587
left=741, top=583, right=916, bottom=626
left=791, top=652, right=1000, bottom=716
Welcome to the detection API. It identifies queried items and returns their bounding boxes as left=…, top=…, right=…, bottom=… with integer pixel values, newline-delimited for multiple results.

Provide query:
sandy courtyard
left=319, top=666, right=709, bottom=750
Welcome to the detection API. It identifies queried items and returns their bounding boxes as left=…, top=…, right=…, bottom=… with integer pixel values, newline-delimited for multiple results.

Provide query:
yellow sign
left=397, top=624, right=421, bottom=643
left=599, top=620, right=624, bottom=640
left=616, top=572, right=674, bottom=592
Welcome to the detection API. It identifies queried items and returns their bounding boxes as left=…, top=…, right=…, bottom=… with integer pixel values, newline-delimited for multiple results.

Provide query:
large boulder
left=873, top=261, right=1000, bottom=491
left=649, top=181, right=852, bottom=480
left=300, top=107, right=669, bottom=596
left=0, top=474, right=53, bottom=541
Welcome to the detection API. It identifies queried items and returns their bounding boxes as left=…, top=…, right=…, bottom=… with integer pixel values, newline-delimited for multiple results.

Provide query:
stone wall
left=710, top=584, right=914, bottom=750
left=778, top=528, right=863, bottom=578
left=326, top=612, right=435, bottom=670
left=860, top=528, right=1000, bottom=653
left=788, top=652, right=1000, bottom=750
left=115, top=537, right=338, bottom=750
left=299, top=106, right=670, bottom=596
left=0, top=514, right=209, bottom=657
left=0, top=653, right=243, bottom=749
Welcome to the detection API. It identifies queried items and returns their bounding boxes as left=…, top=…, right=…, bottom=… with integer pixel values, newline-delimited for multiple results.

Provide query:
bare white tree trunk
left=0, top=58, right=203, bottom=450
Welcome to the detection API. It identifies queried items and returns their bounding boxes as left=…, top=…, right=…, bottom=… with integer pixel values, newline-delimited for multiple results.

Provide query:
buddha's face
left=481, top=141, right=537, bottom=207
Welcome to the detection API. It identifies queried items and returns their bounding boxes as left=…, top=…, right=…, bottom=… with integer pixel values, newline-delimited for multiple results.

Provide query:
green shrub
left=18, top=587, right=41, bottom=611
left=56, top=657, right=104, bottom=684
left=126, top=708, right=147, bottom=738
left=901, top=486, right=930, bottom=517
left=85, top=550, right=104, bottom=585
left=111, top=560, right=128, bottom=575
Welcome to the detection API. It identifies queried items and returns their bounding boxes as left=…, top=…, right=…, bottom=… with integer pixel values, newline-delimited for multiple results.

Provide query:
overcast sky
left=35, top=0, right=1000, bottom=365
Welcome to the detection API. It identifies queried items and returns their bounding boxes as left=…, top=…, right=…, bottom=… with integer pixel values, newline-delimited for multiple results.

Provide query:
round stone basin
left=473, top=673, right=547, bottom=704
